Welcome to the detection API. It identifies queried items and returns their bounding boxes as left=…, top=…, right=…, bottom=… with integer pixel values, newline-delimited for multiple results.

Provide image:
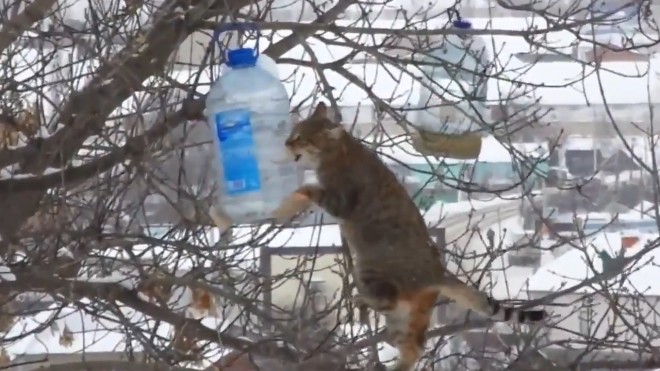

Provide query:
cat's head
left=285, top=102, right=346, bottom=166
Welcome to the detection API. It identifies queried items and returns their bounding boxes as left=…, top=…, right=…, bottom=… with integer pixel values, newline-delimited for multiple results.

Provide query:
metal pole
left=259, top=244, right=273, bottom=328
left=430, top=227, right=447, bottom=322
left=431, top=227, right=447, bottom=265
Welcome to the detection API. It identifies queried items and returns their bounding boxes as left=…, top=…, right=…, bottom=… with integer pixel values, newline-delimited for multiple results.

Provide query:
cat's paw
left=271, top=192, right=312, bottom=224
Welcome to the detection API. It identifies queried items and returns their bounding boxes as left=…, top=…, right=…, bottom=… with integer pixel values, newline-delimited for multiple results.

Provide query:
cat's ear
left=310, top=102, right=328, bottom=119
left=325, top=125, right=345, bottom=139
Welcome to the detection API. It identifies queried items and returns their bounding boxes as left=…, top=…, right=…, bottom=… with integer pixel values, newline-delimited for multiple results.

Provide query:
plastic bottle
left=220, top=52, right=280, bottom=79
left=205, top=27, right=298, bottom=227
left=413, top=19, right=490, bottom=159
left=256, top=54, right=280, bottom=79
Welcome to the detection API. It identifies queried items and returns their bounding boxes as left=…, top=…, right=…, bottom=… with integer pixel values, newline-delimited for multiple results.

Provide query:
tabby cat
left=272, top=103, right=547, bottom=371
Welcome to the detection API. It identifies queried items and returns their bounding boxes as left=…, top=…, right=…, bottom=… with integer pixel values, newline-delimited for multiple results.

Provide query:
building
left=526, top=230, right=660, bottom=365
left=170, top=6, right=660, bottom=143
left=377, top=135, right=547, bottom=204
left=433, top=226, right=660, bottom=369
left=420, top=214, right=556, bottom=370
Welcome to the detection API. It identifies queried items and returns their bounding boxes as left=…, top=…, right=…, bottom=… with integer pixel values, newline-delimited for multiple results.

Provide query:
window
left=565, top=149, right=597, bottom=177
left=579, top=297, right=595, bottom=336
left=508, top=251, right=541, bottom=267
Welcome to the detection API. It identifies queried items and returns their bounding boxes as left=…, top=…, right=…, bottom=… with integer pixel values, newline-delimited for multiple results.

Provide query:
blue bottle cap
left=452, top=19, right=472, bottom=29
left=226, top=48, right=258, bottom=68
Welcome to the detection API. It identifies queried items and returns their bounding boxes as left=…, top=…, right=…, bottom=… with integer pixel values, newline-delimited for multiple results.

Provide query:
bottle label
left=215, top=108, right=261, bottom=196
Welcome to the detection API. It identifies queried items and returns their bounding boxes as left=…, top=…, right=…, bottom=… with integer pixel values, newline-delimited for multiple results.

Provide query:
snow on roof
left=8, top=16, right=657, bottom=129
left=5, top=303, right=227, bottom=367
left=527, top=231, right=660, bottom=295
left=505, top=59, right=656, bottom=106
left=232, top=224, right=344, bottom=248
left=466, top=19, right=571, bottom=96
left=440, top=213, right=542, bottom=301
left=618, top=212, right=655, bottom=223
left=269, top=20, right=407, bottom=63
left=617, top=203, right=657, bottom=221
left=277, top=62, right=417, bottom=109
left=482, top=215, right=545, bottom=300
left=406, top=16, right=652, bottom=107
left=473, top=17, right=576, bottom=59
left=260, top=25, right=418, bottom=109
left=88, top=226, right=224, bottom=271
left=265, top=16, right=622, bottom=110
left=271, top=16, right=554, bottom=58
left=6, top=304, right=165, bottom=356
left=423, top=198, right=517, bottom=226
left=633, top=200, right=659, bottom=216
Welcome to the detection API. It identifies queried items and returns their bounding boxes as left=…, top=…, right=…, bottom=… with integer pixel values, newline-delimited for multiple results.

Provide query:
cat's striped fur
left=272, top=103, right=547, bottom=371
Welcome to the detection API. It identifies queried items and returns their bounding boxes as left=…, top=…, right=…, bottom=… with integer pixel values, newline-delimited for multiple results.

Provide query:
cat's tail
left=434, top=275, right=547, bottom=323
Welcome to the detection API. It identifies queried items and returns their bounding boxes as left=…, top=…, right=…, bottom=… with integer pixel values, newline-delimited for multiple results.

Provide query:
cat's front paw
left=271, top=191, right=313, bottom=224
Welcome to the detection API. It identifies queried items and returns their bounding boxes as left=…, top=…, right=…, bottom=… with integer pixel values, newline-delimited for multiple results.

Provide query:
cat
left=271, top=102, right=547, bottom=371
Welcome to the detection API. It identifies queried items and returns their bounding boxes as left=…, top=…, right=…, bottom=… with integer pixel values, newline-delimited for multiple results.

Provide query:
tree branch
left=33, top=360, right=201, bottom=371
left=0, top=99, right=205, bottom=192
left=0, top=0, right=57, bottom=53
left=203, top=15, right=652, bottom=38
left=263, top=0, right=357, bottom=58
left=0, top=272, right=300, bottom=362
left=0, top=0, right=228, bottom=240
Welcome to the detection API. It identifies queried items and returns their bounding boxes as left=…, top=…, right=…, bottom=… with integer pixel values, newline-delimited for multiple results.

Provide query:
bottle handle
left=212, top=22, right=261, bottom=63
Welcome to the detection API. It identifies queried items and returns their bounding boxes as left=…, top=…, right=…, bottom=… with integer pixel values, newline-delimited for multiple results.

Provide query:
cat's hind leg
left=385, top=288, right=438, bottom=371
